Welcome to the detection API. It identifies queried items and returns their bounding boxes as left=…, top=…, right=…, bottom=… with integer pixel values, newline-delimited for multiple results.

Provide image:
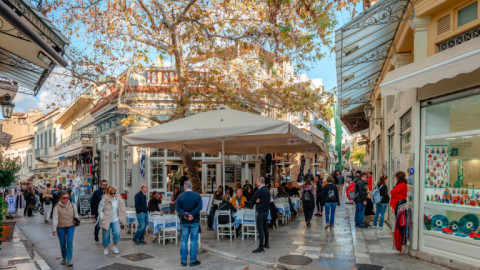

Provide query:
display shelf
left=423, top=230, right=480, bottom=245
left=424, top=202, right=480, bottom=215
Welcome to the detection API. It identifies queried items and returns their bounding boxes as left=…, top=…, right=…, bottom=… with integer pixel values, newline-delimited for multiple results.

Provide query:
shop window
left=150, top=148, right=165, bottom=157
left=400, top=110, right=412, bottom=153
left=167, top=150, right=178, bottom=157
left=422, top=92, right=480, bottom=240
left=150, top=161, right=164, bottom=189
left=458, top=1, right=478, bottom=27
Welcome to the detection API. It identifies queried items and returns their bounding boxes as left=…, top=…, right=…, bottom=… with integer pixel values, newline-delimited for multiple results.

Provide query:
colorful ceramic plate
left=431, top=215, right=449, bottom=231
left=458, top=214, right=480, bottom=235
left=449, top=221, right=459, bottom=232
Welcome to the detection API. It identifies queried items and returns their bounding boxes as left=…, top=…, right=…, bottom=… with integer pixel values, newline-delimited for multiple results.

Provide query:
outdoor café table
left=275, top=203, right=290, bottom=216
left=213, top=209, right=271, bottom=230
left=158, top=203, right=171, bottom=213
left=290, top=197, right=300, bottom=212
left=148, top=214, right=181, bottom=235
left=126, top=210, right=136, bottom=225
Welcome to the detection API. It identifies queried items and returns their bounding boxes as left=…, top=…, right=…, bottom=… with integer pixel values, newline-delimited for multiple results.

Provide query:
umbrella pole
left=222, top=139, right=225, bottom=195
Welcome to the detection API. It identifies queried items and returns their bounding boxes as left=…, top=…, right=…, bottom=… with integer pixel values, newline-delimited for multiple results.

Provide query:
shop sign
left=287, top=138, right=302, bottom=145
left=102, top=143, right=116, bottom=152
left=305, top=148, right=318, bottom=153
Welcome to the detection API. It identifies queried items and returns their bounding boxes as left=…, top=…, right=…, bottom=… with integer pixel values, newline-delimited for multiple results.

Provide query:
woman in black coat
left=315, top=175, right=324, bottom=216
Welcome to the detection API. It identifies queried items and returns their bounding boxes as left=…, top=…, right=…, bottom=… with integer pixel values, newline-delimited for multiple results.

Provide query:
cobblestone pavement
left=8, top=200, right=447, bottom=270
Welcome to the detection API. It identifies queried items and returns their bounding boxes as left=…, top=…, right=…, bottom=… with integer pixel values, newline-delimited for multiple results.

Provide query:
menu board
left=78, top=195, right=92, bottom=215
left=235, top=165, right=242, bottom=182
left=425, top=145, right=449, bottom=188
left=225, top=165, right=235, bottom=182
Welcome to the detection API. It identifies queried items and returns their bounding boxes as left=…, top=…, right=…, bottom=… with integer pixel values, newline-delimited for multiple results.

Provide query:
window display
left=422, top=92, right=480, bottom=241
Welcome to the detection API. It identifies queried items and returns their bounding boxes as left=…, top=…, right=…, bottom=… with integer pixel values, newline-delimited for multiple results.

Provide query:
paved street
left=6, top=200, right=447, bottom=270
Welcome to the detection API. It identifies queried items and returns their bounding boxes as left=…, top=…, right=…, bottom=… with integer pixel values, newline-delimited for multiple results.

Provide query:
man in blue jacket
left=251, top=177, right=270, bottom=253
left=133, top=184, right=149, bottom=244
left=176, top=181, right=202, bottom=267
left=90, top=180, right=108, bottom=242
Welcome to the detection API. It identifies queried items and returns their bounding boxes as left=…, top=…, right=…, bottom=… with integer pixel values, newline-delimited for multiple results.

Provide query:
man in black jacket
left=251, top=177, right=270, bottom=253
left=133, top=184, right=149, bottom=244
left=354, top=173, right=367, bottom=228
left=90, top=180, right=108, bottom=242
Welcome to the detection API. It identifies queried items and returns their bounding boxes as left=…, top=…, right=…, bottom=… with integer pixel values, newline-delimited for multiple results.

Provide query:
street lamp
left=1, top=95, right=15, bottom=118
left=363, top=103, right=383, bottom=127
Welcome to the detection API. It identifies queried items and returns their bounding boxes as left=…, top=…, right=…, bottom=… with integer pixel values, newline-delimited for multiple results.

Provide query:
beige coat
left=52, top=201, right=78, bottom=231
left=99, top=194, right=127, bottom=230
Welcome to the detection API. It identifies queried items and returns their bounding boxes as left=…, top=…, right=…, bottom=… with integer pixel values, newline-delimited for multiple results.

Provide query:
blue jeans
left=373, top=203, right=388, bottom=227
left=102, top=220, right=120, bottom=246
left=324, top=202, right=337, bottom=226
left=57, top=226, right=75, bottom=261
left=355, top=202, right=365, bottom=226
left=133, top=213, right=148, bottom=242
left=94, top=221, right=100, bottom=237
left=180, top=223, right=199, bottom=263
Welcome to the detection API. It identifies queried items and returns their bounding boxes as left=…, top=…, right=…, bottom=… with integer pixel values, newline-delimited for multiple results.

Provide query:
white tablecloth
left=275, top=203, right=290, bottom=216
left=214, top=210, right=271, bottom=230
left=291, top=197, right=300, bottom=212
left=148, top=215, right=180, bottom=235
left=126, top=211, right=136, bottom=225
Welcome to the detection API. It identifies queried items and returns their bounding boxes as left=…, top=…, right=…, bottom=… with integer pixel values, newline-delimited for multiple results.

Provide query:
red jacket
left=390, top=182, right=407, bottom=211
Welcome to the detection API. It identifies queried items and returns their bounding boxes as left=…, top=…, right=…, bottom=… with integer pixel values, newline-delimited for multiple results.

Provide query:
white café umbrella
left=122, top=106, right=328, bottom=192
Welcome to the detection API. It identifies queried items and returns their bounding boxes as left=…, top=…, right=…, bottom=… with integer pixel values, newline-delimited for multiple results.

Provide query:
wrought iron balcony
left=54, top=131, right=93, bottom=151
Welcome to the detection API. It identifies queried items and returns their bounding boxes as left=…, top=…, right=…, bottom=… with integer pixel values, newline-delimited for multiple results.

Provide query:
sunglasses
left=61, top=197, right=69, bottom=199
left=110, top=193, right=116, bottom=195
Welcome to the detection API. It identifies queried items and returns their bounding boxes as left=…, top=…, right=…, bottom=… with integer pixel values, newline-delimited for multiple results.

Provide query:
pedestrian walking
left=251, top=177, right=270, bottom=253
left=43, top=189, right=53, bottom=224
left=51, top=185, right=61, bottom=218
left=301, top=175, right=316, bottom=227
left=175, top=181, right=202, bottom=267
left=373, top=175, right=390, bottom=228
left=133, top=184, right=149, bottom=245
left=315, top=175, right=324, bottom=216
left=52, top=191, right=78, bottom=267
left=91, top=180, right=108, bottom=242
left=354, top=172, right=368, bottom=228
left=335, top=172, right=345, bottom=198
left=323, top=176, right=340, bottom=229
left=98, top=186, right=127, bottom=255
left=25, top=186, right=36, bottom=217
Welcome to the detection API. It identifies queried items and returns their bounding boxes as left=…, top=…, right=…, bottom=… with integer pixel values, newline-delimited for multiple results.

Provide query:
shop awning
left=335, top=0, right=412, bottom=133
left=53, top=147, right=85, bottom=160
left=380, top=38, right=480, bottom=96
left=0, top=0, right=69, bottom=96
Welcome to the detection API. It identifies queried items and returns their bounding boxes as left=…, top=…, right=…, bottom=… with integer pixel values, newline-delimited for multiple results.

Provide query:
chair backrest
left=276, top=198, right=288, bottom=205
left=217, top=210, right=232, bottom=223
left=243, top=209, right=256, bottom=223
left=163, top=214, right=178, bottom=226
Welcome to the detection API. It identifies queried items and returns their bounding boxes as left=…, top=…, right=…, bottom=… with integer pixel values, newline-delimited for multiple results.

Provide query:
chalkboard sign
left=126, top=169, right=132, bottom=187
left=235, top=165, right=241, bottom=182
left=225, top=164, right=235, bottom=182
left=79, top=195, right=92, bottom=215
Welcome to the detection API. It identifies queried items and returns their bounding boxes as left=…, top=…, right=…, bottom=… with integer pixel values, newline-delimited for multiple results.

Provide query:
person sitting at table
left=286, top=182, right=300, bottom=197
left=277, top=186, right=297, bottom=216
left=214, top=186, right=223, bottom=201
left=218, top=194, right=236, bottom=224
left=148, top=191, right=162, bottom=212
left=231, top=189, right=247, bottom=209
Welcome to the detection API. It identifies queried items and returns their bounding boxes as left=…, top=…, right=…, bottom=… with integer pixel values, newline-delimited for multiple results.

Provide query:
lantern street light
left=1, top=95, right=15, bottom=118
left=363, top=103, right=383, bottom=127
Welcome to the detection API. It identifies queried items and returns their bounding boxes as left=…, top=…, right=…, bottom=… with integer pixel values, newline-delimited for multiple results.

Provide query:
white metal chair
left=158, top=214, right=178, bottom=245
left=216, top=210, right=236, bottom=242
left=242, top=209, right=257, bottom=241
left=276, top=199, right=290, bottom=223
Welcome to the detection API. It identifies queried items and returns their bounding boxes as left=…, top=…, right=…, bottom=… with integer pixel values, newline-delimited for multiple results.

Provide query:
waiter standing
left=251, top=177, right=270, bottom=253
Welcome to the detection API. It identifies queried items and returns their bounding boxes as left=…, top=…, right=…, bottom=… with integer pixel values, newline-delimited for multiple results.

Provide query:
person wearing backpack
left=322, top=176, right=340, bottom=229
left=300, top=176, right=316, bottom=227
left=43, top=188, right=54, bottom=224
left=315, top=175, right=324, bottom=217
left=354, top=172, right=367, bottom=228
left=372, top=175, right=389, bottom=228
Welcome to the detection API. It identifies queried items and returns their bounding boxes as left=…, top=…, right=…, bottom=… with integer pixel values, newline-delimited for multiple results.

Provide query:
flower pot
left=2, top=220, right=16, bottom=240
left=0, top=225, right=11, bottom=242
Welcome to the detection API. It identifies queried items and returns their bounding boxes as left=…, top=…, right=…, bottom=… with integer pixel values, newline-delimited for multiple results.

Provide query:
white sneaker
left=103, top=248, right=109, bottom=255
left=112, top=245, right=120, bottom=254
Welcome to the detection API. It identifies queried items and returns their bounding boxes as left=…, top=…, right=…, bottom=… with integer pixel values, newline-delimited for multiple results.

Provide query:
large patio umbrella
left=123, top=106, right=328, bottom=191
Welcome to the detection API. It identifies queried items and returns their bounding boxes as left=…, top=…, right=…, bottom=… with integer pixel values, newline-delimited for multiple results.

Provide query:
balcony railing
left=54, top=131, right=93, bottom=151
left=35, top=148, right=48, bottom=157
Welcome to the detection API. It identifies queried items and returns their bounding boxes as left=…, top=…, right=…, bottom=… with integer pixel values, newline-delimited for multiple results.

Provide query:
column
left=115, top=131, right=123, bottom=191
left=410, top=16, right=430, bottom=62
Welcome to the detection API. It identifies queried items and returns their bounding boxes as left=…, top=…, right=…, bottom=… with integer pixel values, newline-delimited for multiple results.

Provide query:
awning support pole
left=221, top=139, right=225, bottom=195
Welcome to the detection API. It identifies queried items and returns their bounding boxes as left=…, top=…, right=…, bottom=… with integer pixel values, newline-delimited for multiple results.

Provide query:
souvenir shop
left=420, top=88, right=480, bottom=265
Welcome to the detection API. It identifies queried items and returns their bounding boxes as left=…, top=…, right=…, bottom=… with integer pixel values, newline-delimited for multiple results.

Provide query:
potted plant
left=0, top=152, right=21, bottom=247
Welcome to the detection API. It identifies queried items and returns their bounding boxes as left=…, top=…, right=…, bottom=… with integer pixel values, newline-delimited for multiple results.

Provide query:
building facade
left=337, top=0, right=480, bottom=268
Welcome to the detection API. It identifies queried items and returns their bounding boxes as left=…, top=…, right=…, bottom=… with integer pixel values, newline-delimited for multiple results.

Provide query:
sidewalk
left=0, top=226, right=48, bottom=270
left=10, top=201, right=447, bottom=270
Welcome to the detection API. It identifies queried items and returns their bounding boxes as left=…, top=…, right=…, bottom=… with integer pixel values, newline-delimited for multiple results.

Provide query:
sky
left=10, top=3, right=363, bottom=115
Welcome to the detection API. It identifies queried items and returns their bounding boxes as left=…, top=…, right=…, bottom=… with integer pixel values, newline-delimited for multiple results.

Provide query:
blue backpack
left=372, top=185, right=383, bottom=204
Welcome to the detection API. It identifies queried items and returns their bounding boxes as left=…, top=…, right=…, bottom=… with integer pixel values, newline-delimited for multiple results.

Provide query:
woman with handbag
left=43, top=189, right=54, bottom=224
left=52, top=191, right=79, bottom=267
left=98, top=186, right=127, bottom=255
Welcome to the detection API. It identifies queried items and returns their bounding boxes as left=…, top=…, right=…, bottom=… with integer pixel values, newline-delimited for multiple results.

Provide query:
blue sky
left=11, top=3, right=363, bottom=114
